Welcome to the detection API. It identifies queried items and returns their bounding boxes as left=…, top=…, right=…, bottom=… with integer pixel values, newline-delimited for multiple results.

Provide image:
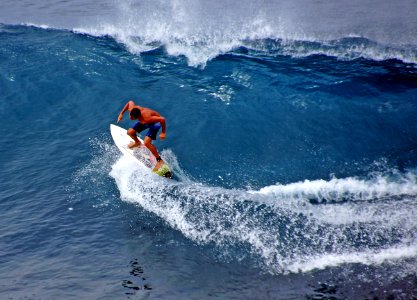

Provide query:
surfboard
left=110, top=124, right=172, bottom=178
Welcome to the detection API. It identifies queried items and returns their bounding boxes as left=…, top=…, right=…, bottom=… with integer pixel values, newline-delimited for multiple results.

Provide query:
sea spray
left=110, top=155, right=417, bottom=274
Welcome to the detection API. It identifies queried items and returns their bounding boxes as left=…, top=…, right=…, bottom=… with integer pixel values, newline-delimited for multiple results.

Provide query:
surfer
left=117, top=100, right=166, bottom=170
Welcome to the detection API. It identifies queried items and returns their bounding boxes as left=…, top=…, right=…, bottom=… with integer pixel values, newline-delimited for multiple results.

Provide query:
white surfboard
left=110, top=124, right=172, bottom=178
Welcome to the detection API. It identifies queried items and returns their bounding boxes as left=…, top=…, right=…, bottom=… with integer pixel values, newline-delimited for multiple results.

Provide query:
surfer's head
left=129, top=108, right=141, bottom=120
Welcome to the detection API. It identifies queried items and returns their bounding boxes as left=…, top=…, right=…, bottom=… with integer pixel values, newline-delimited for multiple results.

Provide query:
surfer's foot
left=153, top=159, right=165, bottom=171
left=128, top=141, right=142, bottom=149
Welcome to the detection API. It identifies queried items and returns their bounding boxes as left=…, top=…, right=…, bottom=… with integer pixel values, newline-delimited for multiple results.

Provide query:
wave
left=73, top=25, right=417, bottom=67
left=72, top=0, right=417, bottom=67
left=6, top=22, right=415, bottom=68
left=5, top=0, right=416, bottom=68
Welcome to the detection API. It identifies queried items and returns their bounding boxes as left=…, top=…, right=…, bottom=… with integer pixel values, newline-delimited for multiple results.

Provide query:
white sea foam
left=109, top=154, right=417, bottom=274
left=288, top=244, right=417, bottom=273
left=253, top=172, right=417, bottom=202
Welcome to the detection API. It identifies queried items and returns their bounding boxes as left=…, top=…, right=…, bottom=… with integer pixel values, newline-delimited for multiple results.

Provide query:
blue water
left=1, top=1, right=417, bottom=298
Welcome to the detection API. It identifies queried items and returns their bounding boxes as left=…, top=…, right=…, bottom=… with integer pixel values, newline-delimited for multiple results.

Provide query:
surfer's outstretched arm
left=117, top=100, right=135, bottom=122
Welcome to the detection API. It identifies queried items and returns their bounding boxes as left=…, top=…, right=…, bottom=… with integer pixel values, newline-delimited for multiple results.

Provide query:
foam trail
left=288, top=244, right=417, bottom=273
left=253, top=173, right=417, bottom=202
left=110, top=157, right=417, bottom=274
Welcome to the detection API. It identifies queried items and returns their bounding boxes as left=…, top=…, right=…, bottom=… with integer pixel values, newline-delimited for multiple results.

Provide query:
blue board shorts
left=132, top=122, right=161, bottom=140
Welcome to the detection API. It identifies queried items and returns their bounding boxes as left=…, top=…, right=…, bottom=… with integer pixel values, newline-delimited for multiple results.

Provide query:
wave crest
left=69, top=0, right=417, bottom=67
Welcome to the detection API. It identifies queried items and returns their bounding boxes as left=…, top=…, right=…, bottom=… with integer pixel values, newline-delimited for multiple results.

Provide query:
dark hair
left=130, top=108, right=141, bottom=119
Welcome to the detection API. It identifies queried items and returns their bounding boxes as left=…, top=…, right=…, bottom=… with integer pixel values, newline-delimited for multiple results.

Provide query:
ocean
left=1, top=0, right=417, bottom=299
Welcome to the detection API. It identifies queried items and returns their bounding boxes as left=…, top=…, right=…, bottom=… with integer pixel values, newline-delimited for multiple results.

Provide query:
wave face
left=1, top=0, right=417, bottom=66
left=1, top=15, right=417, bottom=298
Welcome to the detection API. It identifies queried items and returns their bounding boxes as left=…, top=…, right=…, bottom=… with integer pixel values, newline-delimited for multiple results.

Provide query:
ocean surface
left=1, top=0, right=417, bottom=299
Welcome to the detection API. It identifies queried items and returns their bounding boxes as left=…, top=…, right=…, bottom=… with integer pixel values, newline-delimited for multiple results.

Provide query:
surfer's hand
left=117, top=114, right=123, bottom=123
left=159, top=132, right=166, bottom=140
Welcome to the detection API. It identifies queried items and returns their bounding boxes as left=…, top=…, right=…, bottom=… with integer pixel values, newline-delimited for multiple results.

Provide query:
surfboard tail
left=153, top=164, right=173, bottom=178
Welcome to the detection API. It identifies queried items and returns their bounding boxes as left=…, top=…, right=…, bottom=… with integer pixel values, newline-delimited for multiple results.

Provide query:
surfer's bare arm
left=159, top=117, right=166, bottom=140
left=117, top=101, right=135, bottom=122
left=148, top=115, right=166, bottom=140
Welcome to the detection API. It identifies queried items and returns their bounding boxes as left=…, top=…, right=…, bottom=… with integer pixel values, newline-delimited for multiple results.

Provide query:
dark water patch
left=306, top=265, right=417, bottom=300
left=307, top=282, right=340, bottom=300
left=122, top=258, right=152, bottom=296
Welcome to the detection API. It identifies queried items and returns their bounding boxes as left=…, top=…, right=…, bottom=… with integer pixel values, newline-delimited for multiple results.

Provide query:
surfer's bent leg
left=144, top=123, right=164, bottom=168
left=127, top=123, right=144, bottom=148
left=143, top=136, right=159, bottom=157
left=144, top=136, right=164, bottom=170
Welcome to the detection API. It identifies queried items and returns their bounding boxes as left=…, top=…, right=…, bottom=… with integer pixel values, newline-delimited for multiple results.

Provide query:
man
left=117, top=100, right=166, bottom=170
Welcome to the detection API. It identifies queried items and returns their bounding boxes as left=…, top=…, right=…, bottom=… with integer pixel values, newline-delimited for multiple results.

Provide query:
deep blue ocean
left=1, top=0, right=417, bottom=299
